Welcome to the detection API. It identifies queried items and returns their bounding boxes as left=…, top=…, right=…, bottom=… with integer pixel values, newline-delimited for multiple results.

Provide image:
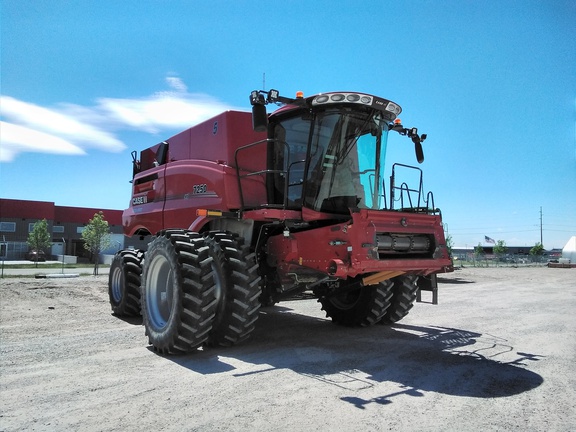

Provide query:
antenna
left=263, top=72, right=265, bottom=90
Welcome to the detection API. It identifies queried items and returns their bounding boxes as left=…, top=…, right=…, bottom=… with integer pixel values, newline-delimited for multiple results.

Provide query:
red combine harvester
left=108, top=89, right=453, bottom=354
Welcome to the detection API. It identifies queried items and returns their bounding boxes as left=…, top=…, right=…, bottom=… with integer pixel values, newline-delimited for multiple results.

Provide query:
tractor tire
left=319, top=278, right=394, bottom=327
left=108, top=249, right=144, bottom=317
left=380, top=274, right=419, bottom=324
left=141, top=230, right=218, bottom=354
left=204, top=232, right=262, bottom=347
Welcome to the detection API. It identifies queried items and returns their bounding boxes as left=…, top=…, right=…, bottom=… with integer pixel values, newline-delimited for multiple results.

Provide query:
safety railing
left=389, top=163, right=439, bottom=214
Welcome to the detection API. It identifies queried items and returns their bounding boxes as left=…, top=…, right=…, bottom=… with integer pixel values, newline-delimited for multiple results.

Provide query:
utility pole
left=540, top=206, right=543, bottom=246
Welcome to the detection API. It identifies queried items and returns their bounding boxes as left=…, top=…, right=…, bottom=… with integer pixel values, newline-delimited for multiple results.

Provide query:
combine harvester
left=108, top=89, right=453, bottom=353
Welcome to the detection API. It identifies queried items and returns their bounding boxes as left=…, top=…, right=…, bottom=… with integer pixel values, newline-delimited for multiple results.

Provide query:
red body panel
left=123, top=111, right=266, bottom=235
left=163, top=111, right=266, bottom=165
left=121, top=105, right=452, bottom=283
left=265, top=208, right=452, bottom=279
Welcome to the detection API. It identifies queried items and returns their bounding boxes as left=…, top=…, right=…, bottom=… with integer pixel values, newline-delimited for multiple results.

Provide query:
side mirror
left=390, top=122, right=427, bottom=164
left=408, top=128, right=425, bottom=164
left=414, top=139, right=424, bottom=164
left=252, top=103, right=268, bottom=132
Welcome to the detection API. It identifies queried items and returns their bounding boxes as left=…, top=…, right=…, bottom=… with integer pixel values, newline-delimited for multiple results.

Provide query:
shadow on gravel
left=437, top=277, right=475, bottom=284
left=165, top=304, right=544, bottom=405
left=112, top=313, right=143, bottom=326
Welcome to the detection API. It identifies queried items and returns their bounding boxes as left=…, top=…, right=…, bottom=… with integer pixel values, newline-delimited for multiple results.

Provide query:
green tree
left=474, top=243, right=485, bottom=267
left=493, top=240, right=508, bottom=264
left=82, top=212, right=111, bottom=275
left=529, top=242, right=545, bottom=262
left=27, top=219, right=52, bottom=267
left=474, top=243, right=484, bottom=257
left=445, top=234, right=454, bottom=259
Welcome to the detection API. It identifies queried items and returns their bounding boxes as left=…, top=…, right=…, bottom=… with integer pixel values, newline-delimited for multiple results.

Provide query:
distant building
left=0, top=198, right=139, bottom=261
left=452, top=245, right=562, bottom=262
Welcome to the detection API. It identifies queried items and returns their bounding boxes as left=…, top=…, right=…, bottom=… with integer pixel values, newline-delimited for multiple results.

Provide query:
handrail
left=234, top=138, right=291, bottom=211
left=398, top=182, right=415, bottom=209
left=381, top=178, right=388, bottom=210
left=426, top=191, right=437, bottom=214
left=390, top=163, right=438, bottom=213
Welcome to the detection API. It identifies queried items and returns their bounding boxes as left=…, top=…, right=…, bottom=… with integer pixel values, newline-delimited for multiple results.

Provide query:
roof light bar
left=311, top=92, right=402, bottom=119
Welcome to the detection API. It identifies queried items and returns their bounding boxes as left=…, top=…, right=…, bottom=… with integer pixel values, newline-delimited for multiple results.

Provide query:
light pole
left=1, top=235, right=6, bottom=279
left=61, top=238, right=66, bottom=274
left=540, top=207, right=543, bottom=247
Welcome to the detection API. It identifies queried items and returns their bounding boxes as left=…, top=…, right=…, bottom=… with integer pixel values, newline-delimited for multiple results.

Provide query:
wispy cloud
left=0, top=76, right=234, bottom=162
left=166, top=76, right=188, bottom=93
left=0, top=121, right=86, bottom=162
left=1, top=96, right=125, bottom=156
left=96, top=92, right=231, bottom=134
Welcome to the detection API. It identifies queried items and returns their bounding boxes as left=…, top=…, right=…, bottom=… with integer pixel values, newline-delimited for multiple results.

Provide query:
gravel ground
left=0, top=267, right=575, bottom=431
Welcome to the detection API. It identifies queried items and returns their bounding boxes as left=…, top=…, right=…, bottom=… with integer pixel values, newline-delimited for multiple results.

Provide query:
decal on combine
left=132, top=196, right=148, bottom=205
left=193, top=184, right=208, bottom=194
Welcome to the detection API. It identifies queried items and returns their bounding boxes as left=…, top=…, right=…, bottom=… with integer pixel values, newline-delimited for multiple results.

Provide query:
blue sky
left=1, top=0, right=575, bottom=249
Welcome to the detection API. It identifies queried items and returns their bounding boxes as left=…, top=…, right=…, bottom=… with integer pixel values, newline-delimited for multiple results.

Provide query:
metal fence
left=452, top=253, right=557, bottom=268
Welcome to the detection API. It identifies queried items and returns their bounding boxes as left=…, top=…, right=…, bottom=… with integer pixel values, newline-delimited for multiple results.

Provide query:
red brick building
left=0, top=198, right=126, bottom=261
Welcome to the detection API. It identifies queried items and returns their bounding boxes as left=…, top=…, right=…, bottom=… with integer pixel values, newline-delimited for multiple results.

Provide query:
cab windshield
left=271, top=108, right=389, bottom=214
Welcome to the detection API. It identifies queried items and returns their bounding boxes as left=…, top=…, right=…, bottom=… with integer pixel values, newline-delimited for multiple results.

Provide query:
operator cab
left=263, top=92, right=401, bottom=215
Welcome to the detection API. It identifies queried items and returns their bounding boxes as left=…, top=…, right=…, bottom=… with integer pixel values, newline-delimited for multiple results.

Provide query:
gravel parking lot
left=1, top=266, right=574, bottom=431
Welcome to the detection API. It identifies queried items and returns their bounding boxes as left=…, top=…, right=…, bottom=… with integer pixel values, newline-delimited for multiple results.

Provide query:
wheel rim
left=110, top=265, right=123, bottom=303
left=329, top=288, right=362, bottom=310
left=146, top=254, right=175, bottom=330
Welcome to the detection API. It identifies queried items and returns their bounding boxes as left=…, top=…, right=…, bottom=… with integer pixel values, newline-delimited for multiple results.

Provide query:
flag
left=485, top=236, right=495, bottom=244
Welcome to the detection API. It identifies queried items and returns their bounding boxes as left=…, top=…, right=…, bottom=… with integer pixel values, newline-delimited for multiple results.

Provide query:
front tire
left=319, top=278, right=394, bottom=326
left=108, top=249, right=143, bottom=316
left=141, top=230, right=218, bottom=354
left=204, top=232, right=262, bottom=347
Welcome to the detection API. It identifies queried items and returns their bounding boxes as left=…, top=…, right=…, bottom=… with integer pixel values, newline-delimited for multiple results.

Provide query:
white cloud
left=165, top=76, right=188, bottom=93
left=1, top=96, right=125, bottom=153
left=0, top=121, right=86, bottom=162
left=0, top=76, right=235, bottom=162
left=96, top=93, right=232, bottom=133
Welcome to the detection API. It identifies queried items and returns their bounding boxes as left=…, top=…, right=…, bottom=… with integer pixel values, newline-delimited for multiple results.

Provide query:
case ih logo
left=132, top=196, right=148, bottom=205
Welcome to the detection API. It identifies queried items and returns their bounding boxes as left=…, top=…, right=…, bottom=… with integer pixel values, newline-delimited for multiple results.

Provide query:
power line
left=542, top=224, right=576, bottom=228
left=449, top=226, right=538, bottom=231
